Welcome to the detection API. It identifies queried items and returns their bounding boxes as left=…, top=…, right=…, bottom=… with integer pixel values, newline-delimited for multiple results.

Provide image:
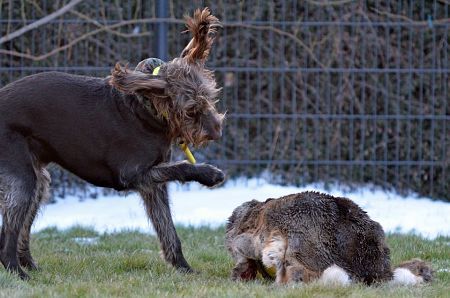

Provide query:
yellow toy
left=152, top=64, right=196, bottom=164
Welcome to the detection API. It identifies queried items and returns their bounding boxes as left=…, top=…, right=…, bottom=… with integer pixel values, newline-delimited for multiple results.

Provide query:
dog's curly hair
left=180, top=8, right=221, bottom=64
left=109, top=8, right=223, bottom=147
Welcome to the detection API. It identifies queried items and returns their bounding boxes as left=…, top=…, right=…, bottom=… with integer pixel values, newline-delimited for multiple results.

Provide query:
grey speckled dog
left=0, top=8, right=223, bottom=279
left=226, top=192, right=433, bottom=286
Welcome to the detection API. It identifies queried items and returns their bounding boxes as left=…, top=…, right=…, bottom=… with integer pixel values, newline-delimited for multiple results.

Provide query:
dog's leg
left=18, top=168, right=51, bottom=270
left=144, top=161, right=224, bottom=187
left=139, top=183, right=192, bottom=272
left=0, top=133, right=39, bottom=280
left=229, top=233, right=261, bottom=281
left=261, top=231, right=289, bottom=284
left=0, top=173, right=36, bottom=280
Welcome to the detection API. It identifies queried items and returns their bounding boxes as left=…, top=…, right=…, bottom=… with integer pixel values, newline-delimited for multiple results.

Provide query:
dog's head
left=396, top=258, right=434, bottom=283
left=109, top=8, right=224, bottom=147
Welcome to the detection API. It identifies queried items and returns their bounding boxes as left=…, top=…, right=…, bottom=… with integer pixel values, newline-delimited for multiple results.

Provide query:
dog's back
left=258, top=192, right=392, bottom=284
left=0, top=71, right=113, bottom=136
left=0, top=71, right=169, bottom=189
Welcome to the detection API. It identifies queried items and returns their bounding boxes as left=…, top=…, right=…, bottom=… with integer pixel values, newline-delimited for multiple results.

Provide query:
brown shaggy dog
left=226, top=192, right=433, bottom=286
left=0, top=8, right=223, bottom=279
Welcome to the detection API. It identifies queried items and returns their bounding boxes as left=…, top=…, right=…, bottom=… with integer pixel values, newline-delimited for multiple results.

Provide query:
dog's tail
left=180, top=7, right=221, bottom=64
left=390, top=258, right=433, bottom=286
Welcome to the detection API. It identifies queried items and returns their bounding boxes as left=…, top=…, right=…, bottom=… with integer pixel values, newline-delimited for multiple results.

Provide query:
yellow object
left=160, top=112, right=195, bottom=164
left=180, top=143, right=196, bottom=164
left=151, top=63, right=195, bottom=164
left=264, top=266, right=276, bottom=278
left=152, top=66, right=161, bottom=75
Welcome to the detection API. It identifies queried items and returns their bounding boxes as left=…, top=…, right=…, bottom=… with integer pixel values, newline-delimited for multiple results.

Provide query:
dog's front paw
left=197, top=164, right=225, bottom=187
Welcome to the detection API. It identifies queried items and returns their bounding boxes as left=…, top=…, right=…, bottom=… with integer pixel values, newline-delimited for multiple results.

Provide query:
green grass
left=0, top=226, right=448, bottom=297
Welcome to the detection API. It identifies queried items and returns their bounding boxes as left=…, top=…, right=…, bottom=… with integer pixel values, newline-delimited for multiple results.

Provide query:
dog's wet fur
left=226, top=192, right=433, bottom=286
left=0, top=8, right=223, bottom=279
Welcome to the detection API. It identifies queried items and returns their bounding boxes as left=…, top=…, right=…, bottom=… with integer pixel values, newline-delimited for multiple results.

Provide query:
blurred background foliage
left=0, top=0, right=448, bottom=200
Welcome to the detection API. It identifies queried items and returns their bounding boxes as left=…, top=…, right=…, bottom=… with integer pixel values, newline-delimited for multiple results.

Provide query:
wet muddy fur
left=226, top=192, right=433, bottom=286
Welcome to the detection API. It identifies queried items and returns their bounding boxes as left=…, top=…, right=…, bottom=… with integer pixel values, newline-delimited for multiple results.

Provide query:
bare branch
left=25, top=0, right=44, bottom=15
left=306, top=0, right=357, bottom=6
left=371, top=7, right=450, bottom=25
left=70, top=11, right=153, bottom=38
left=0, top=18, right=183, bottom=61
left=0, top=0, right=84, bottom=45
left=0, top=18, right=324, bottom=68
left=225, top=23, right=326, bottom=69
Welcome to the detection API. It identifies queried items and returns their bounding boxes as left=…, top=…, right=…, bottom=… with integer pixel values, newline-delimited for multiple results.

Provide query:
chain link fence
left=0, top=0, right=448, bottom=200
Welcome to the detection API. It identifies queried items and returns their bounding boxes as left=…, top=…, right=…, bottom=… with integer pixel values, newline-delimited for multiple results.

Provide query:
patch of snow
left=27, top=179, right=450, bottom=239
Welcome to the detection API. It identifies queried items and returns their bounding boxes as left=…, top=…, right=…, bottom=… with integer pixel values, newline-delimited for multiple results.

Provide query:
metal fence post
left=155, top=0, right=168, bottom=61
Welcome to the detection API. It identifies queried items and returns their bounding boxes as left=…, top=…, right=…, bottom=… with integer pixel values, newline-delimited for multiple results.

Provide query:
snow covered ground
left=30, top=179, right=450, bottom=239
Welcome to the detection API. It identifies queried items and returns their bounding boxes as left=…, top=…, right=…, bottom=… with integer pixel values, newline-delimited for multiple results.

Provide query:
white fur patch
left=261, top=235, right=285, bottom=270
left=391, top=268, right=423, bottom=286
left=319, top=265, right=351, bottom=286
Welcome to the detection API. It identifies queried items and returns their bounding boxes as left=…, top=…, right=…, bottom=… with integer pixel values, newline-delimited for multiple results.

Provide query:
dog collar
left=151, top=64, right=196, bottom=164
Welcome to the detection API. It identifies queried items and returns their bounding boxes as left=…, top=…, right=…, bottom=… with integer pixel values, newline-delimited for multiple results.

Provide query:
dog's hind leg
left=17, top=168, right=51, bottom=270
left=0, top=133, right=38, bottom=279
left=139, top=183, right=192, bottom=272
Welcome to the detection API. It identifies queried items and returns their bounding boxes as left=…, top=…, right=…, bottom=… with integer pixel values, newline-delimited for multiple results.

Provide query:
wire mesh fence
left=0, top=0, right=448, bottom=200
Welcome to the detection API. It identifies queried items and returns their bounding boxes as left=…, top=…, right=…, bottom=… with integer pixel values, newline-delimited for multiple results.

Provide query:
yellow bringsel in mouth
left=153, top=64, right=196, bottom=164
left=180, top=143, right=196, bottom=164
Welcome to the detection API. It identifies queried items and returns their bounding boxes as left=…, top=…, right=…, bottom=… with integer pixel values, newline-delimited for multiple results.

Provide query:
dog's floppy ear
left=180, top=7, right=221, bottom=64
left=109, top=63, right=167, bottom=96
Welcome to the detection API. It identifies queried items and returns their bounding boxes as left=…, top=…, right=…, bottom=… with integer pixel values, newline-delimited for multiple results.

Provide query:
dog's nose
left=424, top=272, right=432, bottom=282
left=204, top=111, right=223, bottom=141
